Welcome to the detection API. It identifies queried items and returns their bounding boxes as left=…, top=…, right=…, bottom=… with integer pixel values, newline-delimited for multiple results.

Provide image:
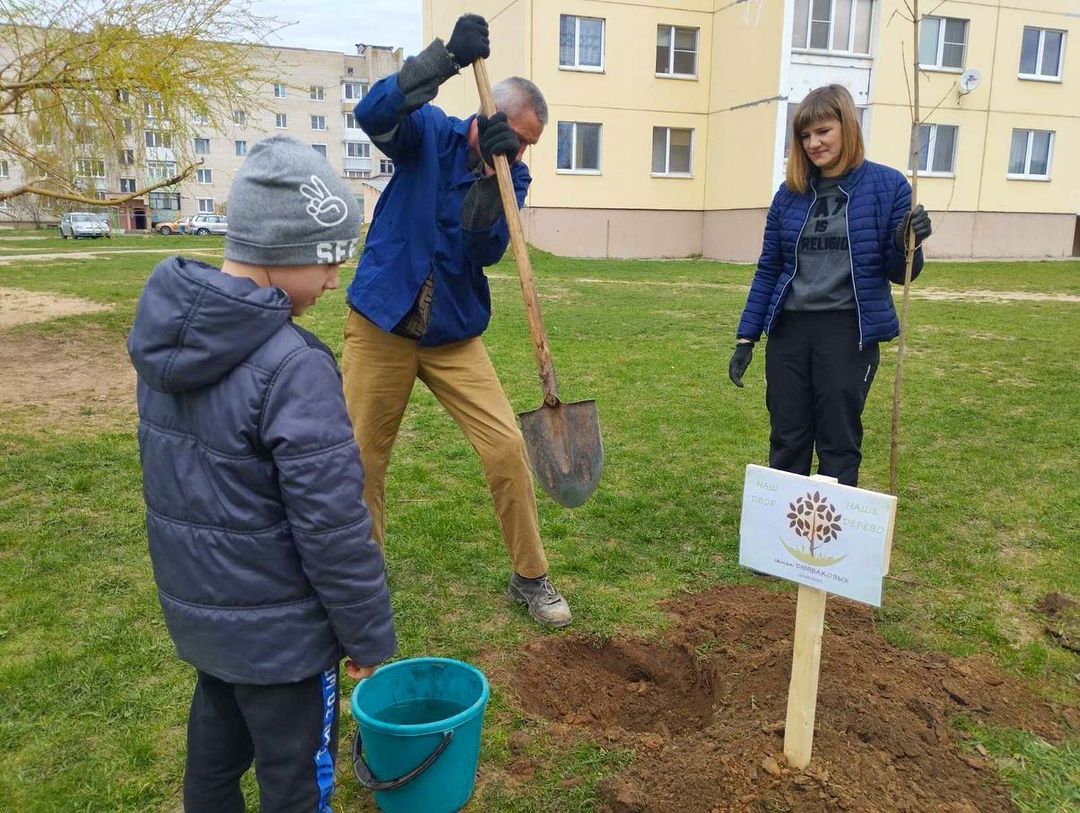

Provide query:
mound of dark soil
left=512, top=586, right=1075, bottom=812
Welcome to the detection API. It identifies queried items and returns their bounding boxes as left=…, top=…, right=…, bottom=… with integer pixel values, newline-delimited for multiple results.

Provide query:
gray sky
left=249, top=0, right=423, bottom=56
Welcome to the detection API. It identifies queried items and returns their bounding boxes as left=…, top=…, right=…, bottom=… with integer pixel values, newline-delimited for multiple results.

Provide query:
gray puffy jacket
left=128, top=257, right=395, bottom=684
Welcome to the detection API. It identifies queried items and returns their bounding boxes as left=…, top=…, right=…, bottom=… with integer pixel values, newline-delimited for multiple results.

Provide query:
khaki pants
left=341, top=310, right=549, bottom=579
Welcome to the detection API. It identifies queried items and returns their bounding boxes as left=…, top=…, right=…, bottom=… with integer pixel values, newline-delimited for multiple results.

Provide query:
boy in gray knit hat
left=128, top=134, right=394, bottom=812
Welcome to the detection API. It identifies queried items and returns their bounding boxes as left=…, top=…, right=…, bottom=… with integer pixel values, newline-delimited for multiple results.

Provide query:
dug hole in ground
left=506, top=586, right=1077, bottom=812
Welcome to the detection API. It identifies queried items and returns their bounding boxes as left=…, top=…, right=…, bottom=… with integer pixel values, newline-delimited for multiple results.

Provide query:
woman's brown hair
left=786, top=84, right=865, bottom=194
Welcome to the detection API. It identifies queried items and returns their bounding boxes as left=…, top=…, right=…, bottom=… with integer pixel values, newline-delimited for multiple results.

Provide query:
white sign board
left=739, top=465, right=896, bottom=606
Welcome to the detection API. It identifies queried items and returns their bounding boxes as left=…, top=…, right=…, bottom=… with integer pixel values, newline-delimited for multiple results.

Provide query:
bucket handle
left=351, top=728, right=454, bottom=792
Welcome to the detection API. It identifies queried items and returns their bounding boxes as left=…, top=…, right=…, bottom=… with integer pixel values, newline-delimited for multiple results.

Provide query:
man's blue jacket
left=736, top=160, right=924, bottom=348
left=348, top=75, right=530, bottom=346
left=128, top=257, right=395, bottom=684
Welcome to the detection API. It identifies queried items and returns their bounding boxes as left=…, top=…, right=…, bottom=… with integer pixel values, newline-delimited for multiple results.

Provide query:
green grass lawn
left=0, top=232, right=1077, bottom=811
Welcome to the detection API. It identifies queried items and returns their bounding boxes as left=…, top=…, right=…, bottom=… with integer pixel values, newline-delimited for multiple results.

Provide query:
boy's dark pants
left=184, top=666, right=340, bottom=813
left=764, top=310, right=880, bottom=487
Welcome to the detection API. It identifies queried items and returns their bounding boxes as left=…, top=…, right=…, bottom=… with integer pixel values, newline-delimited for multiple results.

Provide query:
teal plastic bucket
left=350, top=658, right=490, bottom=813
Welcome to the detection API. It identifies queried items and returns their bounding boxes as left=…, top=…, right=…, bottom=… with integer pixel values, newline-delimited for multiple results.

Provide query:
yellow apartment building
left=425, top=0, right=1079, bottom=260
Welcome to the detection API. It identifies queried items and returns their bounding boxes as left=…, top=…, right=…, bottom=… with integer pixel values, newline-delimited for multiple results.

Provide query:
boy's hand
left=345, top=659, right=378, bottom=680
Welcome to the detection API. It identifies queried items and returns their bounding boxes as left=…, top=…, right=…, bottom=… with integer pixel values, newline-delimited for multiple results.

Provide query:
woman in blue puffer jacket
left=728, top=84, right=932, bottom=487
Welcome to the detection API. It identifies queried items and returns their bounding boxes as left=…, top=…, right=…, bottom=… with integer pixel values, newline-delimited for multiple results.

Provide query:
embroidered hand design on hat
left=300, top=175, right=349, bottom=227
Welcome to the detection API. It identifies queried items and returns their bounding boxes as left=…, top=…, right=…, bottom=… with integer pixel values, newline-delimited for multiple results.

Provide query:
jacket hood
left=127, top=257, right=292, bottom=393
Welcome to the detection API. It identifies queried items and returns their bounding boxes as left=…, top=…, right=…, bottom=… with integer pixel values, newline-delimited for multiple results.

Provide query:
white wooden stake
left=783, top=474, right=837, bottom=769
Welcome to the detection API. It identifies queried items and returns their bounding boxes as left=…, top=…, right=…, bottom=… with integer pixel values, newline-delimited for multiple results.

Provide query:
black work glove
left=447, top=14, right=490, bottom=69
left=728, top=342, right=754, bottom=388
left=477, top=112, right=520, bottom=167
left=893, top=204, right=932, bottom=251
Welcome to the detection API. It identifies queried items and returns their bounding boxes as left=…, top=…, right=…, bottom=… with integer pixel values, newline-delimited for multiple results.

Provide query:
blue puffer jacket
left=736, top=160, right=924, bottom=348
left=128, top=257, right=395, bottom=685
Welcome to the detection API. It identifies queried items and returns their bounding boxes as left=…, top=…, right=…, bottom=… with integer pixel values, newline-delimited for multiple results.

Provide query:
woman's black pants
left=764, top=310, right=880, bottom=487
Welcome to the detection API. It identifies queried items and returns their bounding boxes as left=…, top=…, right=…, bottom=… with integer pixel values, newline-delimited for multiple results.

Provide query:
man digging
left=341, top=14, right=571, bottom=628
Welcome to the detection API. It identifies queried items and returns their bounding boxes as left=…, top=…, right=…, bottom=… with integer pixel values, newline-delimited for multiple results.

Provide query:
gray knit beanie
left=224, top=135, right=361, bottom=267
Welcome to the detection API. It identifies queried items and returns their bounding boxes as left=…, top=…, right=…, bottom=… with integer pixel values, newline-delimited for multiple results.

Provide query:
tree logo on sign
left=781, top=491, right=847, bottom=567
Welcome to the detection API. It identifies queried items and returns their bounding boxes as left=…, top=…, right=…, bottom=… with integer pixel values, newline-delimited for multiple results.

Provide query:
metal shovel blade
left=519, top=399, right=603, bottom=508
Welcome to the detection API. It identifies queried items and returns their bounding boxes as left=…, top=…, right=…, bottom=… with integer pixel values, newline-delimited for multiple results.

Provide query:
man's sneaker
left=507, top=573, right=572, bottom=628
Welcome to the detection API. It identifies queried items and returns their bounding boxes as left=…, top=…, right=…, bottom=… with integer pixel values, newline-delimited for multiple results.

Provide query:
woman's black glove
left=894, top=204, right=932, bottom=250
left=447, top=14, right=490, bottom=69
left=477, top=113, right=520, bottom=167
left=728, top=342, right=754, bottom=388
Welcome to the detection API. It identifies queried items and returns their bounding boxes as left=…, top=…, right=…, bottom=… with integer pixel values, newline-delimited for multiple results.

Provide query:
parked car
left=154, top=216, right=189, bottom=236
left=59, top=212, right=111, bottom=239
left=187, top=214, right=228, bottom=236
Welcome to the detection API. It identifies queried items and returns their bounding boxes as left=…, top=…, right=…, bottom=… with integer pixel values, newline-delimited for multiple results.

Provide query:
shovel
left=472, top=59, right=602, bottom=508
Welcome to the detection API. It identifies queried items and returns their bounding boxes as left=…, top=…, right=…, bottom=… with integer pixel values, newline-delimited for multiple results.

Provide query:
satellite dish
left=958, top=69, right=982, bottom=95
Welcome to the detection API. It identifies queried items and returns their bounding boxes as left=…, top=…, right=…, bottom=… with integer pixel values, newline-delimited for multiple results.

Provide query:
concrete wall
left=522, top=207, right=703, bottom=258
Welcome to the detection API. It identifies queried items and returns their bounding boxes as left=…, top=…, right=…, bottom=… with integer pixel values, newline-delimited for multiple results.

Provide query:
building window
left=147, top=161, right=178, bottom=181
left=1008, top=129, right=1054, bottom=179
left=120, top=118, right=133, bottom=135
left=119, top=149, right=135, bottom=166
left=345, top=169, right=370, bottom=179
left=342, top=82, right=367, bottom=101
left=196, top=168, right=213, bottom=184
left=276, top=113, right=288, bottom=129
left=656, top=26, right=698, bottom=77
left=919, top=16, right=967, bottom=70
left=273, top=82, right=286, bottom=98
left=556, top=121, right=601, bottom=173
left=235, top=140, right=247, bottom=156
left=145, top=130, right=172, bottom=149
left=194, top=137, right=210, bottom=154
left=115, top=89, right=130, bottom=104
left=76, top=159, right=106, bottom=178
left=311, top=115, right=326, bottom=131
left=0, top=159, right=8, bottom=178
left=119, top=177, right=136, bottom=193
left=343, top=112, right=359, bottom=129
left=559, top=15, right=604, bottom=71
left=310, top=85, right=325, bottom=100
left=380, top=159, right=394, bottom=174
left=651, top=127, right=693, bottom=176
left=909, top=123, right=958, bottom=175
left=198, top=198, right=214, bottom=213
left=346, top=141, right=370, bottom=158
left=192, top=110, right=209, bottom=126
left=148, top=191, right=180, bottom=209
left=792, top=0, right=874, bottom=55
left=312, top=144, right=328, bottom=157
left=233, top=110, right=246, bottom=125
left=1019, top=28, right=1065, bottom=80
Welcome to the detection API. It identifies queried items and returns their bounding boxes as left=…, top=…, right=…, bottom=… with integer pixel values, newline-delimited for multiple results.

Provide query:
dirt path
left=509, top=586, right=1076, bottom=813
left=0, top=287, right=114, bottom=329
left=488, top=274, right=1080, bottom=304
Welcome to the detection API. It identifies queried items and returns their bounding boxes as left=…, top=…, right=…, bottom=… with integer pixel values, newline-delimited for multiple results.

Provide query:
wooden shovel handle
left=472, top=59, right=559, bottom=407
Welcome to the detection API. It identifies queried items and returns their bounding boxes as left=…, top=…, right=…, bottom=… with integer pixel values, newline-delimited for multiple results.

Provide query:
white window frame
left=1007, top=129, right=1055, bottom=181
left=345, top=169, right=369, bottom=179
left=343, top=112, right=359, bottom=130
left=235, top=140, right=247, bottom=156
left=380, top=158, right=394, bottom=174
left=119, top=149, right=135, bottom=166
left=651, top=127, right=694, bottom=177
left=273, top=82, right=286, bottom=99
left=147, top=161, right=178, bottom=182
left=919, top=16, right=968, bottom=72
left=342, top=82, right=367, bottom=101
left=310, top=85, right=325, bottom=101
left=196, top=168, right=213, bottom=184
left=1018, top=27, right=1066, bottom=82
left=908, top=123, right=958, bottom=177
left=119, top=177, right=136, bottom=193
left=311, top=143, right=328, bottom=157
left=233, top=110, right=247, bottom=125
left=144, top=129, right=172, bottom=149
left=0, top=159, right=8, bottom=178
left=792, top=0, right=874, bottom=56
left=193, top=137, right=210, bottom=154
left=345, top=141, right=370, bottom=158
left=197, top=198, right=214, bottom=214
left=275, top=113, right=288, bottom=129
left=76, top=158, right=106, bottom=178
left=656, top=25, right=699, bottom=79
left=556, top=121, right=602, bottom=174
left=311, top=115, right=326, bottom=131
left=559, top=15, right=605, bottom=72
